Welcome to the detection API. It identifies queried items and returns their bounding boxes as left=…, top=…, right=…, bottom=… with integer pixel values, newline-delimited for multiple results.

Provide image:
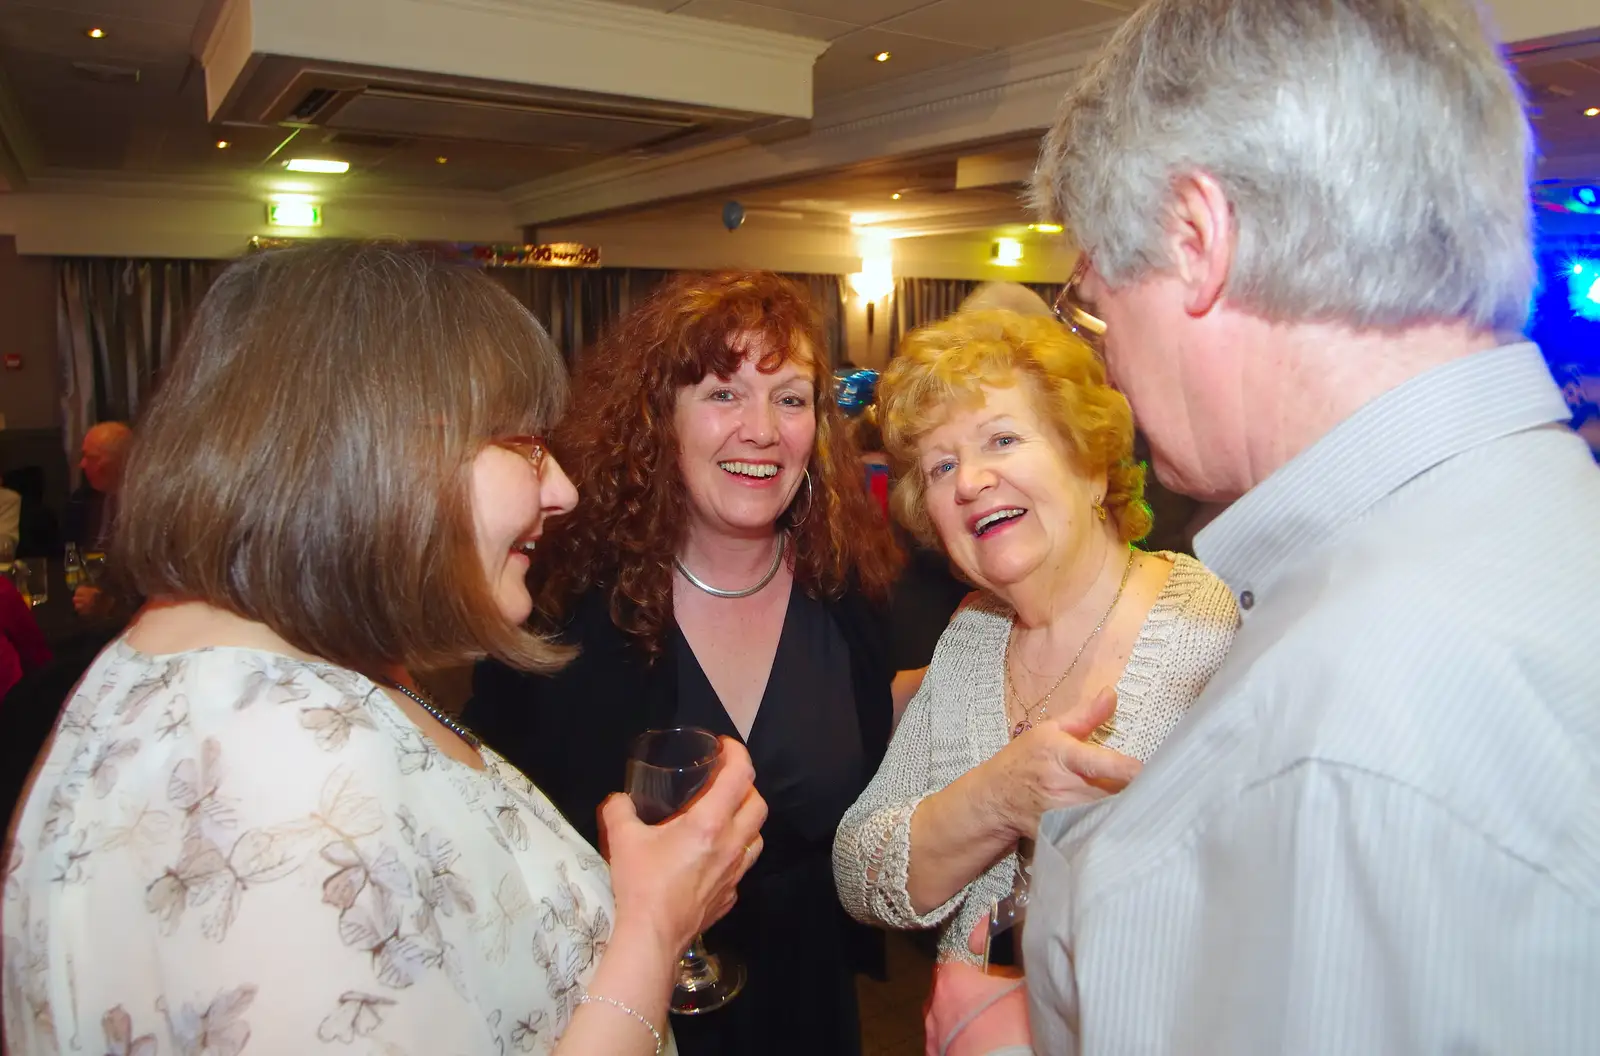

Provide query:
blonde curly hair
left=879, top=309, right=1152, bottom=547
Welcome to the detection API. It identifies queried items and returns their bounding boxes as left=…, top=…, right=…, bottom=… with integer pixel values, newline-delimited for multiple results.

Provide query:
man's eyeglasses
left=1052, top=255, right=1106, bottom=348
left=495, top=435, right=548, bottom=476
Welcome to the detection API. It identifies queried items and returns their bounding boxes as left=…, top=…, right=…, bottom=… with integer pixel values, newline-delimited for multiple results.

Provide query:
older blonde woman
left=832, top=310, right=1238, bottom=976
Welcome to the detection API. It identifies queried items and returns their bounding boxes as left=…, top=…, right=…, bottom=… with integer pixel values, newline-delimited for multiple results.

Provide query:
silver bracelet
left=575, top=992, right=664, bottom=1055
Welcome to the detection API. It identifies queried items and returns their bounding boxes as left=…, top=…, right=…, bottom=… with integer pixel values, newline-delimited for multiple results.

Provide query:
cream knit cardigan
left=833, top=553, right=1239, bottom=963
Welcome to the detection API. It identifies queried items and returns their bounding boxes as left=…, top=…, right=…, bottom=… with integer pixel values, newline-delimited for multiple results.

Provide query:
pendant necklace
left=1006, top=548, right=1135, bottom=739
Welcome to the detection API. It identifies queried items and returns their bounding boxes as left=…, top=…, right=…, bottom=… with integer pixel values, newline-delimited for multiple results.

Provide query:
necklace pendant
left=1011, top=719, right=1032, bottom=738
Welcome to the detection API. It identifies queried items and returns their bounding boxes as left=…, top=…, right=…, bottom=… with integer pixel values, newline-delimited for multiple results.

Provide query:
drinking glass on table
left=625, top=726, right=747, bottom=1014
left=14, top=558, right=47, bottom=608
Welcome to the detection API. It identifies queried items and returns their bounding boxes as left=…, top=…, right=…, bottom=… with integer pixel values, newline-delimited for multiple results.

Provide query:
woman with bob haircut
left=466, top=270, right=901, bottom=1056
left=3, top=242, right=765, bottom=1056
left=833, top=311, right=1236, bottom=1028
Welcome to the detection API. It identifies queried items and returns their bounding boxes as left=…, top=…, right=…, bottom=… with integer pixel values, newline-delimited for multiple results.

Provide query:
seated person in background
left=65, top=420, right=133, bottom=620
left=849, top=410, right=892, bottom=517
left=833, top=310, right=1238, bottom=969
left=1557, top=362, right=1600, bottom=461
left=0, top=484, right=18, bottom=557
left=0, top=466, right=62, bottom=560
left=3, top=241, right=764, bottom=1056
left=0, top=573, right=50, bottom=702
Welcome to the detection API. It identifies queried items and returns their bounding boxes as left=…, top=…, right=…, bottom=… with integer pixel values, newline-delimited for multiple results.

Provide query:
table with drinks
left=2, top=543, right=107, bottom=644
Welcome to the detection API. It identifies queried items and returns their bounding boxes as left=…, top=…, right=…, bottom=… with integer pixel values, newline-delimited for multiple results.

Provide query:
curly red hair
left=533, top=271, right=901, bottom=657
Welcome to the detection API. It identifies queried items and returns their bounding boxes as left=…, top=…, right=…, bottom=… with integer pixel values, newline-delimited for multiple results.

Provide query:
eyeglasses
left=495, top=435, right=548, bottom=476
left=1052, top=255, right=1106, bottom=348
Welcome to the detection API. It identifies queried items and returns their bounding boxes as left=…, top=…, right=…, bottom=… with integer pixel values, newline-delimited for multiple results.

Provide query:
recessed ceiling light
left=284, top=158, right=350, bottom=174
left=1028, top=222, right=1064, bottom=234
left=891, top=192, right=901, bottom=200
left=86, top=27, right=106, bottom=38
left=875, top=52, right=891, bottom=62
left=436, top=156, right=448, bottom=164
left=216, top=140, right=230, bottom=149
left=1587, top=107, right=1600, bottom=118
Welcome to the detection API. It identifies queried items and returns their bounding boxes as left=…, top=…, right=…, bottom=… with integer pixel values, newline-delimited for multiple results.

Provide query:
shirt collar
left=1195, top=342, right=1569, bottom=607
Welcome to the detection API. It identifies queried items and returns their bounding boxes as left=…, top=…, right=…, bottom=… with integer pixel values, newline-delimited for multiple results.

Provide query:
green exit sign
left=266, top=202, right=322, bottom=227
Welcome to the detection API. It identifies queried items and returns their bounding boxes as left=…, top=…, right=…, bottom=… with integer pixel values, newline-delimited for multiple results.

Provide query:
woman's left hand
left=978, top=686, right=1142, bottom=841
left=924, top=918, right=1032, bottom=1056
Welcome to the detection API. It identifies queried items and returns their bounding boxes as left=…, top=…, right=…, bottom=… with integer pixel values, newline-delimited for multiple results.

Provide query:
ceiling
left=0, top=0, right=1594, bottom=228
left=1522, top=45, right=1600, bottom=194
left=594, top=46, right=1600, bottom=243
left=0, top=0, right=1133, bottom=195
left=575, top=136, right=1045, bottom=239
left=602, top=0, right=1133, bottom=97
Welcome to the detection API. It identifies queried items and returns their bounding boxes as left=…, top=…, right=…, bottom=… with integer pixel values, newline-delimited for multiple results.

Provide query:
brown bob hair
left=533, top=270, right=901, bottom=657
left=115, top=240, right=573, bottom=674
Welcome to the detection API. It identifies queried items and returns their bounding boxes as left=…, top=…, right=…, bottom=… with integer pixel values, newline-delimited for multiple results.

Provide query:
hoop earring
left=786, top=468, right=815, bottom=530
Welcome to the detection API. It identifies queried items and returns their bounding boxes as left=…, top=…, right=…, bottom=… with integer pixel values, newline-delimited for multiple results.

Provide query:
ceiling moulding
left=0, top=65, right=38, bottom=192
left=198, top=0, right=825, bottom=160
left=504, top=22, right=1120, bottom=227
left=26, top=173, right=512, bottom=213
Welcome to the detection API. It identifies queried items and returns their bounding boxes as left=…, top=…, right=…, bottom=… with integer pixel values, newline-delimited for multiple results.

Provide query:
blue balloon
left=835, top=368, right=879, bottom=416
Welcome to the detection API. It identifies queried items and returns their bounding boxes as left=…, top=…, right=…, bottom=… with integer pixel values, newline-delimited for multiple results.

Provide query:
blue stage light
left=1569, top=258, right=1600, bottom=321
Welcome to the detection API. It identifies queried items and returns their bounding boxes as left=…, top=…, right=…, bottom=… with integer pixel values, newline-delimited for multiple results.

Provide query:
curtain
left=889, top=278, right=1065, bottom=353
left=56, top=258, right=223, bottom=484
left=502, top=267, right=849, bottom=367
left=517, top=267, right=673, bottom=363
left=780, top=272, right=848, bottom=368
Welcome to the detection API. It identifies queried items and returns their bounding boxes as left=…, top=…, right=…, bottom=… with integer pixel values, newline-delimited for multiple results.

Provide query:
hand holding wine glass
left=600, top=730, right=767, bottom=1011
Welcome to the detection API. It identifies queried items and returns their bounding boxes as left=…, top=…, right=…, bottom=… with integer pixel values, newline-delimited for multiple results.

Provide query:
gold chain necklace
left=1006, top=548, right=1135, bottom=738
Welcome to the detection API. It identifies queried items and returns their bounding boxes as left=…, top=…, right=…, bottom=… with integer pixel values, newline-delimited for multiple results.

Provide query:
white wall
left=0, top=188, right=1079, bottom=364
left=893, top=232, right=1077, bottom=284
left=534, top=212, right=863, bottom=276
left=0, top=184, right=521, bottom=259
left=1486, top=0, right=1599, bottom=44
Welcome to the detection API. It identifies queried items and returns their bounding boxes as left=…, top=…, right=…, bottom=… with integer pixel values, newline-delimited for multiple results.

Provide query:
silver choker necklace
left=675, top=534, right=787, bottom=599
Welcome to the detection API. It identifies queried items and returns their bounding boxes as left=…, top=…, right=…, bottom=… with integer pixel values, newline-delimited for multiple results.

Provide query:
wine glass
left=16, top=558, right=47, bottom=609
left=984, top=838, right=1031, bottom=971
left=625, top=726, right=747, bottom=1015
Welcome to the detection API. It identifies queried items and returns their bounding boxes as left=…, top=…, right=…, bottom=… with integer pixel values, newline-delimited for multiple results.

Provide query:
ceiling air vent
left=287, top=87, right=341, bottom=122
left=72, top=61, right=140, bottom=84
left=326, top=131, right=411, bottom=150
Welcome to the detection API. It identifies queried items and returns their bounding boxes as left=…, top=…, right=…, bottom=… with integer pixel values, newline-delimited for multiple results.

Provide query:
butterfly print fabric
left=3, top=642, right=622, bottom=1055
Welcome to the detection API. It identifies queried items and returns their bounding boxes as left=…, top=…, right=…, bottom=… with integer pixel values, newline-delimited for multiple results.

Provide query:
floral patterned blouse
left=3, top=641, right=623, bottom=1056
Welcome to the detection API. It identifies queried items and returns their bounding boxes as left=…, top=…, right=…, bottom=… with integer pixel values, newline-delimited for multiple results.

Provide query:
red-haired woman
left=465, top=272, right=902, bottom=1055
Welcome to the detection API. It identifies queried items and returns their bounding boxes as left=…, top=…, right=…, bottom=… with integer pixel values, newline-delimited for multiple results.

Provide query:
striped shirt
left=1023, top=343, right=1600, bottom=1054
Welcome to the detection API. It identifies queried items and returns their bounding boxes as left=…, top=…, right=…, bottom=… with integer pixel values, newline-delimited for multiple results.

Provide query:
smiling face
left=916, top=382, right=1106, bottom=597
left=673, top=335, right=818, bottom=541
left=470, top=442, right=578, bottom=625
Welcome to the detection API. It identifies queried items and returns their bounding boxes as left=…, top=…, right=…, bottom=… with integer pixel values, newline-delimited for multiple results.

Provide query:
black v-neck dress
left=669, top=585, right=866, bottom=1055
left=464, top=583, right=894, bottom=1056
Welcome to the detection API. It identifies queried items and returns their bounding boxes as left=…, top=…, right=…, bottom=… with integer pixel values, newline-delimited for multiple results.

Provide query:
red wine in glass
left=625, top=726, right=746, bottom=1015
